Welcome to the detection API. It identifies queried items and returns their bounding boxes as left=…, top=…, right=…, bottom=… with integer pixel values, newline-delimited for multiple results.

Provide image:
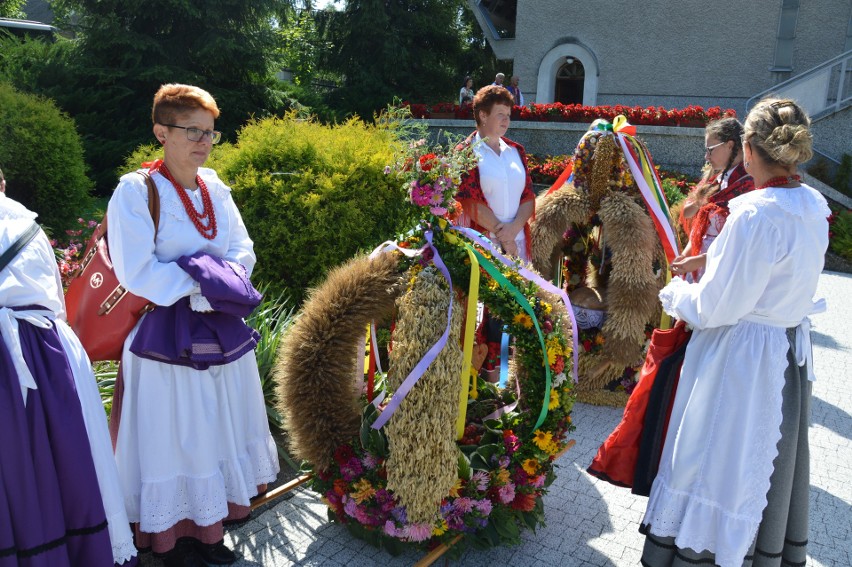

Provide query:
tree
left=41, top=0, right=292, bottom=192
left=0, top=0, right=27, bottom=18
left=322, top=0, right=467, bottom=118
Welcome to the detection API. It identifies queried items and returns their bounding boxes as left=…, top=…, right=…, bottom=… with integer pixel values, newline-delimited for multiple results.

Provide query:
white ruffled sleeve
left=107, top=174, right=198, bottom=306
left=659, top=205, right=779, bottom=329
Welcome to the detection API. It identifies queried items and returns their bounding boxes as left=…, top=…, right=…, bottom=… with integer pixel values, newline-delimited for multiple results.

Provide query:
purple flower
left=532, top=474, right=546, bottom=488
left=343, top=496, right=359, bottom=518
left=375, top=489, right=396, bottom=512
left=391, top=506, right=407, bottom=525
left=384, top=165, right=392, bottom=175
left=384, top=520, right=401, bottom=537
left=497, top=483, right=516, bottom=504
left=471, top=471, right=489, bottom=492
left=340, top=457, right=363, bottom=482
left=498, top=456, right=510, bottom=468
left=361, top=453, right=379, bottom=470
left=430, top=189, right=445, bottom=205
left=474, top=499, right=493, bottom=516
left=453, top=497, right=474, bottom=514
left=405, top=523, right=433, bottom=542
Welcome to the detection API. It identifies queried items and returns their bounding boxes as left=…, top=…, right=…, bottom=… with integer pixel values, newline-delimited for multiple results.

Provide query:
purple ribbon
left=372, top=230, right=454, bottom=430
left=450, top=226, right=580, bottom=384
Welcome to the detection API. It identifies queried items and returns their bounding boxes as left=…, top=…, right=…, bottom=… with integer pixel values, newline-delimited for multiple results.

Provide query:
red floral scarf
left=688, top=163, right=755, bottom=255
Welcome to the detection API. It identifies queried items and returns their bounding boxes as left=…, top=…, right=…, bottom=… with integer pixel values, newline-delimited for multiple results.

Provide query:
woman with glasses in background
left=671, top=117, right=754, bottom=281
left=108, top=84, right=279, bottom=567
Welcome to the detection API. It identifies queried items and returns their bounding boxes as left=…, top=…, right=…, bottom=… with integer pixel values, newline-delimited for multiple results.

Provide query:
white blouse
left=472, top=132, right=527, bottom=224
left=107, top=167, right=255, bottom=306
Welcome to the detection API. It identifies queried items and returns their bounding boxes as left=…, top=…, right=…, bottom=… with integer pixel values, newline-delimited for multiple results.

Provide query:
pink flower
left=404, top=523, right=433, bottom=542
left=429, top=206, right=448, bottom=216
left=453, top=497, right=474, bottom=513
left=471, top=471, right=489, bottom=491
left=410, top=182, right=434, bottom=207
left=497, top=482, right=516, bottom=504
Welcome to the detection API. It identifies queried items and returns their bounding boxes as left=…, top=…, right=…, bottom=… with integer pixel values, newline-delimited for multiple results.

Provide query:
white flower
left=553, top=372, right=567, bottom=387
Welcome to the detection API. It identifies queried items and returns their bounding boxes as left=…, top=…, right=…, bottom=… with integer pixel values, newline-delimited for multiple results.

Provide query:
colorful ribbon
left=449, top=226, right=580, bottom=385
left=470, top=247, right=552, bottom=432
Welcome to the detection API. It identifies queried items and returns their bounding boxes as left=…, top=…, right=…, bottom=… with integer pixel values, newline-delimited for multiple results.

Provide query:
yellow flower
left=594, top=334, right=605, bottom=345
left=448, top=478, right=464, bottom=498
left=545, top=440, right=561, bottom=455
left=487, top=278, right=499, bottom=291
left=494, top=468, right=511, bottom=485
left=548, top=388, right=560, bottom=410
left=533, top=429, right=553, bottom=451
left=350, top=478, right=375, bottom=504
left=522, top=459, right=539, bottom=475
left=541, top=302, right=552, bottom=315
left=433, top=519, right=448, bottom=536
left=512, top=312, right=533, bottom=329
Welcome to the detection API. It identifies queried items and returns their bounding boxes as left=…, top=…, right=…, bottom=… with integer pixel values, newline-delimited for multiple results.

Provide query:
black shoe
left=193, top=539, right=238, bottom=565
left=161, top=541, right=207, bottom=567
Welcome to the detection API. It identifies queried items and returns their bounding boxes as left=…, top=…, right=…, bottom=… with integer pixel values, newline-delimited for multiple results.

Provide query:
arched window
left=555, top=58, right=585, bottom=104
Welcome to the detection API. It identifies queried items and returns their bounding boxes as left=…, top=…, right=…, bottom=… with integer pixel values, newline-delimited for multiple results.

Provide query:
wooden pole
left=413, top=535, right=463, bottom=567
left=250, top=473, right=313, bottom=510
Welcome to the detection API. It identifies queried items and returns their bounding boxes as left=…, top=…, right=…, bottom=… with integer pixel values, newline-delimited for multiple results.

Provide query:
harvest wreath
left=274, top=109, right=580, bottom=555
left=275, top=220, right=577, bottom=555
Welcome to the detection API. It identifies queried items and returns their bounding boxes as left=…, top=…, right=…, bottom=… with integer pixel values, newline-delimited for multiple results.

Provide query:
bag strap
left=98, top=170, right=161, bottom=239
left=0, top=221, right=41, bottom=273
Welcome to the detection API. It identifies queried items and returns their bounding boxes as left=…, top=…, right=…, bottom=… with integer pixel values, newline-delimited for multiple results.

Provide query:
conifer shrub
left=0, top=82, right=92, bottom=233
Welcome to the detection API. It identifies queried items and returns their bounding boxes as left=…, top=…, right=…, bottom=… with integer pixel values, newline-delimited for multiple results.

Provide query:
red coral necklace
left=756, top=174, right=801, bottom=190
left=159, top=163, right=218, bottom=240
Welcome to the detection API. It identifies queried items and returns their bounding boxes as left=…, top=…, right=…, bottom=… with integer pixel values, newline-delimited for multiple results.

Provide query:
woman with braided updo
left=639, top=98, right=829, bottom=567
left=671, top=117, right=755, bottom=280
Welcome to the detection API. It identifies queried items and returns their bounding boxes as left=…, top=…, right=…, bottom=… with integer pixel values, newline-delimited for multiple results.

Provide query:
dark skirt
left=640, top=328, right=810, bottom=567
left=0, top=313, right=113, bottom=567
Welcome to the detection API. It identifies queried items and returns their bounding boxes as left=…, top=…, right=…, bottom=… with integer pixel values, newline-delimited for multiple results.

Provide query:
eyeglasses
left=161, top=123, right=222, bottom=144
left=704, top=141, right=725, bottom=154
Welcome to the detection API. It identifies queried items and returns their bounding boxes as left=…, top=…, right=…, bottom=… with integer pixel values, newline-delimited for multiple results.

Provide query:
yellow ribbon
left=612, top=114, right=637, bottom=136
left=446, top=231, right=481, bottom=439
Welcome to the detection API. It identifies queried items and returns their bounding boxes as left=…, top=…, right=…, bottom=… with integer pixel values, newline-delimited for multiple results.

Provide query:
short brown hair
left=472, top=85, right=514, bottom=126
left=152, top=83, right=220, bottom=125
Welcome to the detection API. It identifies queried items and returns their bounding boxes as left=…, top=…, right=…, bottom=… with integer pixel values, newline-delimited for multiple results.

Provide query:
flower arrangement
left=303, top=219, right=576, bottom=555
left=385, top=107, right=480, bottom=219
left=403, top=102, right=736, bottom=127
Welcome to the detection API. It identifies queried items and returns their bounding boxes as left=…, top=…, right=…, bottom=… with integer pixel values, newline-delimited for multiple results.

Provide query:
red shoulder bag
left=65, top=172, right=160, bottom=361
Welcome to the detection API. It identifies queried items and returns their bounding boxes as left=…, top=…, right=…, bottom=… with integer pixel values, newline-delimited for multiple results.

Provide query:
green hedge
left=123, top=114, right=417, bottom=303
left=0, top=82, right=92, bottom=234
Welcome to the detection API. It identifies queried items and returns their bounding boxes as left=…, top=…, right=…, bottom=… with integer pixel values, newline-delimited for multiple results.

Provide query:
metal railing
left=746, top=49, right=851, bottom=120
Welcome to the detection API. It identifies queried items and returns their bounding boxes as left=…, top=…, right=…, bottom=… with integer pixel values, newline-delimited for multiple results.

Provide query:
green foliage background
left=0, top=82, right=92, bottom=233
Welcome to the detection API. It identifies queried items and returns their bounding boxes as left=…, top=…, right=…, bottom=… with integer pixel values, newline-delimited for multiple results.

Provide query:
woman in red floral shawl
left=455, top=85, right=536, bottom=260
left=672, top=117, right=755, bottom=281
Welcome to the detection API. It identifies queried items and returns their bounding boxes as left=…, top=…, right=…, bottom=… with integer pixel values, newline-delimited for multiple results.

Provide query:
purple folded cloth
left=130, top=297, right=260, bottom=370
left=130, top=253, right=262, bottom=369
left=176, top=252, right=262, bottom=318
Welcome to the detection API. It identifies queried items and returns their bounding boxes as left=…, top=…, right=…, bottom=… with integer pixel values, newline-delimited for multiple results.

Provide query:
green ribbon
left=471, top=249, right=552, bottom=434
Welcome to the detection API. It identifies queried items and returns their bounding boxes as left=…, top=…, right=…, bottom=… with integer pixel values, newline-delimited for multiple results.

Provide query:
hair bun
left=766, top=124, right=813, bottom=165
